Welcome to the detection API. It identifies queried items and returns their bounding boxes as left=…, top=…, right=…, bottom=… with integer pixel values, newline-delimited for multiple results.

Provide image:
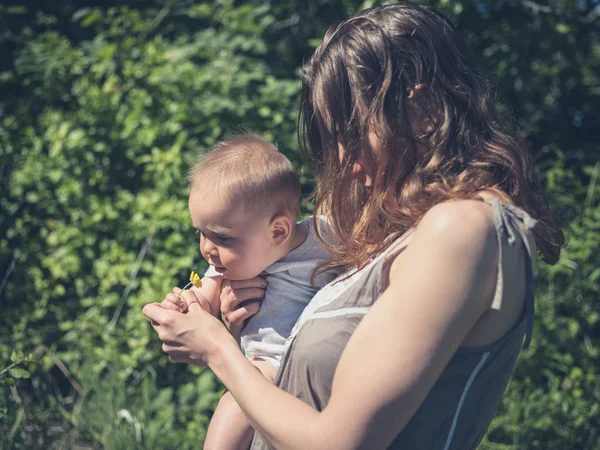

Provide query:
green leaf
left=8, top=368, right=30, bottom=379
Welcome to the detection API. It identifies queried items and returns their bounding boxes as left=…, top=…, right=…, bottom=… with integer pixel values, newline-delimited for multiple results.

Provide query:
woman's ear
left=407, top=83, right=430, bottom=99
left=406, top=83, right=435, bottom=137
left=270, top=215, right=293, bottom=246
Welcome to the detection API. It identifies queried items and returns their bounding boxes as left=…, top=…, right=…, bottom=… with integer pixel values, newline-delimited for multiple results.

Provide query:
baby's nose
left=201, top=238, right=218, bottom=256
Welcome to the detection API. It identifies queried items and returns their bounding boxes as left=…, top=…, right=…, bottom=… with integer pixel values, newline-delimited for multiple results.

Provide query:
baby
left=162, top=133, right=337, bottom=450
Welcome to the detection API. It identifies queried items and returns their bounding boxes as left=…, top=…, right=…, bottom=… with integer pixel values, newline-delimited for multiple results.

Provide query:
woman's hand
left=220, top=275, right=267, bottom=340
left=143, top=288, right=237, bottom=366
left=161, top=287, right=215, bottom=315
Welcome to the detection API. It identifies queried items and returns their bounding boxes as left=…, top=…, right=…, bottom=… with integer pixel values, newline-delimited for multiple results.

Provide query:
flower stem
left=178, top=281, right=193, bottom=299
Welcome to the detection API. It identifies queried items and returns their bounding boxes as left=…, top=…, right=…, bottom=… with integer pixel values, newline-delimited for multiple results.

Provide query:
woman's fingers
left=171, top=287, right=200, bottom=311
left=180, top=289, right=202, bottom=308
left=161, top=342, right=182, bottom=353
left=143, top=295, right=234, bottom=367
left=165, top=286, right=212, bottom=313
left=143, top=303, right=178, bottom=332
left=161, top=343, right=194, bottom=364
left=162, top=293, right=187, bottom=312
left=161, top=300, right=183, bottom=312
left=142, top=302, right=166, bottom=323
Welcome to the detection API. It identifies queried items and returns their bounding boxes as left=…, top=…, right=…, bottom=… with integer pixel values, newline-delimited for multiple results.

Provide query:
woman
left=143, top=3, right=563, bottom=449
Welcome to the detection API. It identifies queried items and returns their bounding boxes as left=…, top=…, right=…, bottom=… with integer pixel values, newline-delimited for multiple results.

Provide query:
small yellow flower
left=190, top=271, right=202, bottom=288
left=177, top=270, right=202, bottom=302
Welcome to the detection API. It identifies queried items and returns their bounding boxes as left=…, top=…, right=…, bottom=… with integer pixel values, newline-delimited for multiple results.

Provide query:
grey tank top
left=250, top=199, right=537, bottom=450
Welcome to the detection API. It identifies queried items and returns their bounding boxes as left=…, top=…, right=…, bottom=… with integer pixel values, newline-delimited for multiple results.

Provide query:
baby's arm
left=248, top=357, right=277, bottom=382
left=161, top=275, right=222, bottom=317
left=204, top=359, right=277, bottom=450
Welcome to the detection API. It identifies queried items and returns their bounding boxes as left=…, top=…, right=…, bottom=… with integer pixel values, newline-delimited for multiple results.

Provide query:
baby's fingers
left=227, top=300, right=261, bottom=324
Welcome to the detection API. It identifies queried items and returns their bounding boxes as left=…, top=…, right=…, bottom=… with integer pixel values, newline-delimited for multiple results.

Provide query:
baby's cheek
left=234, top=260, right=258, bottom=279
left=224, top=255, right=244, bottom=274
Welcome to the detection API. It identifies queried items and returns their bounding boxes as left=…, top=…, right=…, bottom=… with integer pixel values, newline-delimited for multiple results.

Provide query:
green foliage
left=52, top=362, right=222, bottom=450
left=1, top=2, right=298, bottom=447
left=0, top=1, right=598, bottom=449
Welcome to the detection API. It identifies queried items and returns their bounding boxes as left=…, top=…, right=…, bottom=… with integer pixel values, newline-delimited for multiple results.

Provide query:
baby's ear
left=270, top=215, right=292, bottom=246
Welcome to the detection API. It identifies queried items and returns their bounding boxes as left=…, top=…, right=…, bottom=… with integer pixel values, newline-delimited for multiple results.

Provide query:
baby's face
left=189, top=190, right=277, bottom=280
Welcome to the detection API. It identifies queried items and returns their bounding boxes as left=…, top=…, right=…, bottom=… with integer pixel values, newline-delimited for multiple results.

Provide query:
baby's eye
left=216, top=235, right=231, bottom=243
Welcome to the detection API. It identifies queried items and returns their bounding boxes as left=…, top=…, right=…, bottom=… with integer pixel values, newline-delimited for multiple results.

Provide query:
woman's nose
left=351, top=162, right=364, bottom=177
left=351, top=161, right=372, bottom=187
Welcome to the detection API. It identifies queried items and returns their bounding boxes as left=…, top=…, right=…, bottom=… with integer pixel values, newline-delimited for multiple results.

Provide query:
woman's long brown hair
left=300, top=3, right=564, bottom=273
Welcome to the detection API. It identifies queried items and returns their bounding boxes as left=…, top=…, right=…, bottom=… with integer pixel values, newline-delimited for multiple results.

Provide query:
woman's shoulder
left=416, top=199, right=498, bottom=251
left=412, top=198, right=535, bottom=347
left=415, top=197, right=536, bottom=260
left=386, top=197, right=535, bottom=341
left=385, top=199, right=500, bottom=314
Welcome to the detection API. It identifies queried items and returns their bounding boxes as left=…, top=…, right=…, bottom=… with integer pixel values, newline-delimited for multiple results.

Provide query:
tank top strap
left=484, top=197, right=537, bottom=348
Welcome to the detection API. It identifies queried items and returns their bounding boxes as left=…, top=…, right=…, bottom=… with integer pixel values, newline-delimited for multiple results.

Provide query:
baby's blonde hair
left=188, top=134, right=300, bottom=218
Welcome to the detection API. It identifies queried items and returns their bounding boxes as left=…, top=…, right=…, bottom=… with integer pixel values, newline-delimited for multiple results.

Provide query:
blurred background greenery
left=0, top=0, right=598, bottom=449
